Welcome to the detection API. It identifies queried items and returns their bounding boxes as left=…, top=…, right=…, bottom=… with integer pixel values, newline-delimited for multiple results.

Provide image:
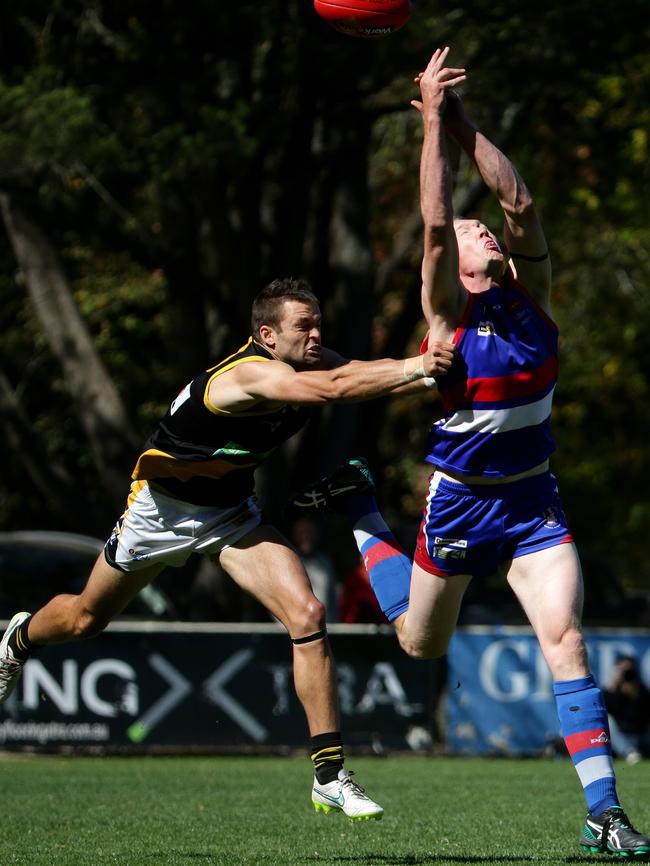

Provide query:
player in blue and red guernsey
left=288, top=47, right=650, bottom=857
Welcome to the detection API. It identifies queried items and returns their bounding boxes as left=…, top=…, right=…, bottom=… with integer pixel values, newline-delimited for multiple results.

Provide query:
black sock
left=8, top=615, right=36, bottom=661
left=310, top=731, right=344, bottom=784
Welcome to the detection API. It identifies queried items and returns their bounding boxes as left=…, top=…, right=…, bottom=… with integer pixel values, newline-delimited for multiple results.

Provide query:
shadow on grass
left=139, top=855, right=215, bottom=861
left=301, top=855, right=598, bottom=864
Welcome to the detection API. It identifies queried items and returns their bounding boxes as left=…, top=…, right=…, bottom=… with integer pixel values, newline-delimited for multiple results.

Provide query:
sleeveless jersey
left=423, top=269, right=558, bottom=477
left=131, top=338, right=311, bottom=506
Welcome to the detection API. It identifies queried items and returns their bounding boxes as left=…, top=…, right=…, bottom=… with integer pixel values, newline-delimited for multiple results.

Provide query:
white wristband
left=423, top=376, right=437, bottom=388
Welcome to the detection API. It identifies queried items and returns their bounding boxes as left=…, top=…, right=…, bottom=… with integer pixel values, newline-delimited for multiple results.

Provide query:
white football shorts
left=104, top=480, right=262, bottom=572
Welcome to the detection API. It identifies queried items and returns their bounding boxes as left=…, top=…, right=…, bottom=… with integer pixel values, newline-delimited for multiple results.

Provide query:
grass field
left=0, top=754, right=648, bottom=866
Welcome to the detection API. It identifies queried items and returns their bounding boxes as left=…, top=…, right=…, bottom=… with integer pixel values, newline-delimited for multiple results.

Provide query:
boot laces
left=605, top=808, right=633, bottom=831
left=341, top=771, right=369, bottom=799
left=0, top=657, right=23, bottom=679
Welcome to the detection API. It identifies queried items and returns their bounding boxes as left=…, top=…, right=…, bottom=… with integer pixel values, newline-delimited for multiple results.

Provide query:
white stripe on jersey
left=574, top=754, right=615, bottom=788
left=435, top=388, right=555, bottom=435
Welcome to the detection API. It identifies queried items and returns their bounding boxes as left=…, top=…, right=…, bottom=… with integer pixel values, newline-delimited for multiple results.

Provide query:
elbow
left=516, top=199, right=535, bottom=221
left=422, top=240, right=445, bottom=278
left=510, top=189, right=535, bottom=221
left=423, top=223, right=447, bottom=248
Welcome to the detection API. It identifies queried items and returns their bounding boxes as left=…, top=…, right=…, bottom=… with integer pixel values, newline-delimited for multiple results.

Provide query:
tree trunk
left=0, top=193, right=138, bottom=503
left=0, top=369, right=110, bottom=532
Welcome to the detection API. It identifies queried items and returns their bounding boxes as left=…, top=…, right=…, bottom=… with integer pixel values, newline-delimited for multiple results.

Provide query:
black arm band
left=508, top=250, right=550, bottom=262
left=292, top=629, right=327, bottom=645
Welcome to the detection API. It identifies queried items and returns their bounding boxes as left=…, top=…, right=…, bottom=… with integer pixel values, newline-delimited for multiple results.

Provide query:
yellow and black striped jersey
left=132, top=338, right=311, bottom=506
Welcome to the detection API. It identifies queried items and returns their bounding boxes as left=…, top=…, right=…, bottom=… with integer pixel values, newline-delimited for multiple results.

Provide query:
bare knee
left=543, top=626, right=588, bottom=679
left=396, top=627, right=448, bottom=661
left=288, top=596, right=326, bottom=640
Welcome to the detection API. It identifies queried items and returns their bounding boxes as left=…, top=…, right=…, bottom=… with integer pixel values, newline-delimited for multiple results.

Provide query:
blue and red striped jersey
left=423, top=269, right=558, bottom=477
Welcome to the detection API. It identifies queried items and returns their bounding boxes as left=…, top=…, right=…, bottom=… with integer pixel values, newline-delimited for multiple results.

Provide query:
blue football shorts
left=414, top=470, right=573, bottom=578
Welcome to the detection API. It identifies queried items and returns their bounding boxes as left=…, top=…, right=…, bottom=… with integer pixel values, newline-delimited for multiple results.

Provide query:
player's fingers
left=437, top=68, right=465, bottom=84
left=434, top=46, right=450, bottom=69
left=442, top=74, right=467, bottom=88
left=424, top=47, right=443, bottom=74
left=410, top=99, right=424, bottom=113
left=431, top=342, right=456, bottom=358
left=434, top=343, right=456, bottom=360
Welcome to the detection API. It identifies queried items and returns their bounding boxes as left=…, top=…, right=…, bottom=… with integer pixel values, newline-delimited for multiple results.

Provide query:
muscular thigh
left=218, top=524, right=316, bottom=630
left=403, top=562, right=471, bottom=657
left=505, top=542, right=586, bottom=675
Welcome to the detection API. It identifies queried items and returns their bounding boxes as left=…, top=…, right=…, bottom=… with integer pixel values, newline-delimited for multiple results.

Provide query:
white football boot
left=0, top=612, right=31, bottom=703
left=312, top=769, right=384, bottom=821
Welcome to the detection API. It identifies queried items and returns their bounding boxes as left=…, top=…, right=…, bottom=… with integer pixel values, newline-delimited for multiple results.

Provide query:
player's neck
left=460, top=258, right=506, bottom=294
left=460, top=272, right=495, bottom=294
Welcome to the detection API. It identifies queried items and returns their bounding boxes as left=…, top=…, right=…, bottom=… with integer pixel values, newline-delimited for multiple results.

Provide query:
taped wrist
left=403, top=357, right=426, bottom=382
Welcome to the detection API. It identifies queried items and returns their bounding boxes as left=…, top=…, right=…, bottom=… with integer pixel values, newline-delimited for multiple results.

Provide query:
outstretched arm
left=412, top=48, right=467, bottom=338
left=208, top=341, right=455, bottom=410
left=443, top=90, right=552, bottom=308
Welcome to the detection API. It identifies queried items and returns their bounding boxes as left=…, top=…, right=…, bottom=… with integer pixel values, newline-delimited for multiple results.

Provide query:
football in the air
left=313, top=0, right=412, bottom=39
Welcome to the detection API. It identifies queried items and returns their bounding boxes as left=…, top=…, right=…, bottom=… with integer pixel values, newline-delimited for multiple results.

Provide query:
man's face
left=454, top=218, right=505, bottom=277
left=269, top=300, right=322, bottom=368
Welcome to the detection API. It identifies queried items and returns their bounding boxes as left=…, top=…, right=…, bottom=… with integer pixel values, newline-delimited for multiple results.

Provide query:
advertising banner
left=447, top=627, right=650, bottom=754
left=0, top=623, right=438, bottom=752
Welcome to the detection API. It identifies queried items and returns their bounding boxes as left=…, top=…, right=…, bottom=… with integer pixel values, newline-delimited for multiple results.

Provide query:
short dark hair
left=251, top=278, right=319, bottom=338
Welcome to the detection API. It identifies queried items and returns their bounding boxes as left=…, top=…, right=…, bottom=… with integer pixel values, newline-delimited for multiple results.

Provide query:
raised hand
left=411, top=47, right=466, bottom=116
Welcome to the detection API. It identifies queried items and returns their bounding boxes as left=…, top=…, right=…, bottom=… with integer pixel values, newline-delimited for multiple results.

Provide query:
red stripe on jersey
left=363, top=538, right=406, bottom=572
left=564, top=728, right=610, bottom=756
left=441, top=355, right=558, bottom=412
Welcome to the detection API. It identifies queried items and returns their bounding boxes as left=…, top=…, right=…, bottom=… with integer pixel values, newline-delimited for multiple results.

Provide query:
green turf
left=0, top=754, right=648, bottom=866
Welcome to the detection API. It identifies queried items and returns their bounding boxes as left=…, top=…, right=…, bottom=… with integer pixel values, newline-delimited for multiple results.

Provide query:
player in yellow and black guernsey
left=0, top=278, right=454, bottom=820
left=131, top=337, right=312, bottom=508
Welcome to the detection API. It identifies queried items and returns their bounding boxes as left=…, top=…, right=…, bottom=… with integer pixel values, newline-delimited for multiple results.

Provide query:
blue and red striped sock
left=343, top=495, right=411, bottom=622
left=554, top=674, right=619, bottom=815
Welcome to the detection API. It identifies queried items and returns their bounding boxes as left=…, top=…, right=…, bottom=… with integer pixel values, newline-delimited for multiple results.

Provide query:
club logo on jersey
left=477, top=321, right=495, bottom=336
left=433, top=537, right=467, bottom=560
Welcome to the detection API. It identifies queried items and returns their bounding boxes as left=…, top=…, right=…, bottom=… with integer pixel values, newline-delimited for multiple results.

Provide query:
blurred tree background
left=0, top=1, right=649, bottom=603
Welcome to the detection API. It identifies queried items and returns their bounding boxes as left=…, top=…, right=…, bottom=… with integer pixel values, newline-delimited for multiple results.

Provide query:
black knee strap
left=292, top=629, right=327, bottom=645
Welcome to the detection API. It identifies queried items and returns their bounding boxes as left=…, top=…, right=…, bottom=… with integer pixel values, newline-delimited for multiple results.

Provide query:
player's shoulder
left=502, top=266, right=555, bottom=323
left=319, top=346, right=347, bottom=369
left=231, top=355, right=289, bottom=380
